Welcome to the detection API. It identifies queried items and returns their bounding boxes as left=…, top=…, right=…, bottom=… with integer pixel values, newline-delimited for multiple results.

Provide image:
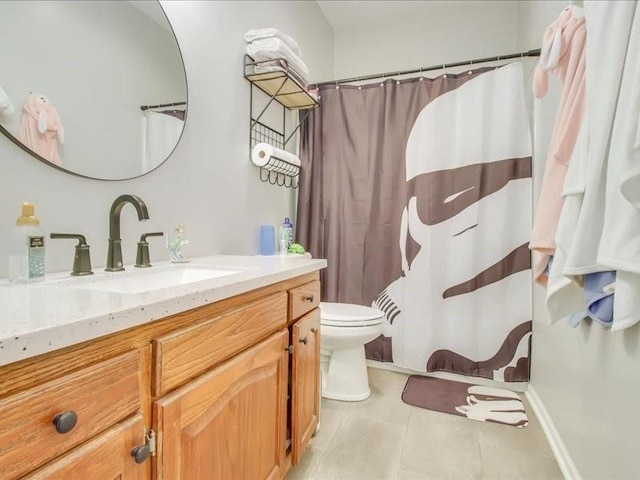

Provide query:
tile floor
left=287, top=368, right=563, bottom=480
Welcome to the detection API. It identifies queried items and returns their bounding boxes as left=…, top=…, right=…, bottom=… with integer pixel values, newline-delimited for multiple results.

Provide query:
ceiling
left=316, top=1, right=507, bottom=31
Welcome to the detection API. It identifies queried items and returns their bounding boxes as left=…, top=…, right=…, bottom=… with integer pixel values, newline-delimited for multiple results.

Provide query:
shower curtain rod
left=140, top=101, right=186, bottom=111
left=314, top=48, right=541, bottom=87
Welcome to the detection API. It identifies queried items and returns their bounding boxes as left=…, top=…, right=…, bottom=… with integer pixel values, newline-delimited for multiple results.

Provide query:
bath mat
left=401, top=376, right=528, bottom=428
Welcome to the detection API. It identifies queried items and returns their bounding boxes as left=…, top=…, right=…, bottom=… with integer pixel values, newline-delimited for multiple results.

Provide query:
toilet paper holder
left=251, top=142, right=301, bottom=188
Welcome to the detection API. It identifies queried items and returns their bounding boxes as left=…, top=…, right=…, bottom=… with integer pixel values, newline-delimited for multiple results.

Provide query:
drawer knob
left=52, top=411, right=78, bottom=434
left=131, top=444, right=151, bottom=464
left=310, top=328, right=317, bottom=333
left=299, top=336, right=308, bottom=345
left=303, top=294, right=315, bottom=302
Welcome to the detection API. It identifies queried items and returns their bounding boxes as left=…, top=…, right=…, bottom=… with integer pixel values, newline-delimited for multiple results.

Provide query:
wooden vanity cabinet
left=290, top=308, right=320, bottom=465
left=150, top=291, right=290, bottom=480
left=153, top=331, right=289, bottom=480
left=0, top=271, right=321, bottom=480
left=151, top=277, right=321, bottom=479
left=287, top=280, right=321, bottom=466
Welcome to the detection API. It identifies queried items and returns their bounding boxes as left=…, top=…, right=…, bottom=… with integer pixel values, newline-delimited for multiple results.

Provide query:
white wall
left=0, top=0, right=333, bottom=277
left=330, top=2, right=518, bottom=80
left=518, top=2, right=640, bottom=479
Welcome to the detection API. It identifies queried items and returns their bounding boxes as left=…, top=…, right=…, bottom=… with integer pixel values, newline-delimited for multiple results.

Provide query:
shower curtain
left=141, top=109, right=184, bottom=173
left=297, top=63, right=533, bottom=382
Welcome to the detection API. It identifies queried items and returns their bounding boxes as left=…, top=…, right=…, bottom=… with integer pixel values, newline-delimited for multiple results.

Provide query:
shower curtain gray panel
left=297, top=63, right=533, bottom=382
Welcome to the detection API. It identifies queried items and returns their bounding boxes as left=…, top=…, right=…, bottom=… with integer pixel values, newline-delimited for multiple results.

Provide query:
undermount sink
left=69, top=265, right=246, bottom=294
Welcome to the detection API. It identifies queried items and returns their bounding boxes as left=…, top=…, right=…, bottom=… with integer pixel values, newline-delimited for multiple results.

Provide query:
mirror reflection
left=0, top=1, right=187, bottom=180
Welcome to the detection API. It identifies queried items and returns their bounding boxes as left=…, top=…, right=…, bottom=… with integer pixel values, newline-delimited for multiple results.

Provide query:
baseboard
left=525, top=385, right=581, bottom=480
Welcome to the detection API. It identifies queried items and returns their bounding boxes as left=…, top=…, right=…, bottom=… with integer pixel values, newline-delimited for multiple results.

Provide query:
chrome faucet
left=106, top=194, right=149, bottom=271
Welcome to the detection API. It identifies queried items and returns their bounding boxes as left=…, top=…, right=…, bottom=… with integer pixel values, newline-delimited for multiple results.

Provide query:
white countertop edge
left=0, top=255, right=326, bottom=367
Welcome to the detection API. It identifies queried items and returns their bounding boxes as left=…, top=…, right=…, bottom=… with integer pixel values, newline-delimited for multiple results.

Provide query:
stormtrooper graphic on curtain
left=373, top=63, right=533, bottom=382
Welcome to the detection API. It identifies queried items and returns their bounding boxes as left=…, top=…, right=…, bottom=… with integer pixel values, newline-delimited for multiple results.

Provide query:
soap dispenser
left=278, top=217, right=294, bottom=254
left=9, top=202, right=45, bottom=283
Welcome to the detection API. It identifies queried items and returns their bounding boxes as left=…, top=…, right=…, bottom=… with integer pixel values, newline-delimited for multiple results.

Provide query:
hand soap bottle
left=279, top=217, right=293, bottom=254
left=9, top=202, right=45, bottom=283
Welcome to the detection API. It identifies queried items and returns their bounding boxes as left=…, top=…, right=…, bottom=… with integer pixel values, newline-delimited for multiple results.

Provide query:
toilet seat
left=320, top=302, right=384, bottom=327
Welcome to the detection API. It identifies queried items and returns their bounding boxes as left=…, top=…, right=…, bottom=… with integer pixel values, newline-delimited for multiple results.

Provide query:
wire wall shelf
left=245, top=55, right=318, bottom=189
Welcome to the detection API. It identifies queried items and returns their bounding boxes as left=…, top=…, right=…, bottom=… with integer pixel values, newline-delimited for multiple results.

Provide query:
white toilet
left=319, top=302, right=385, bottom=401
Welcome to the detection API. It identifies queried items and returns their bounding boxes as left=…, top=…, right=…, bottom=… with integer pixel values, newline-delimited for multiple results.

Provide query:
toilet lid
left=320, top=302, right=385, bottom=327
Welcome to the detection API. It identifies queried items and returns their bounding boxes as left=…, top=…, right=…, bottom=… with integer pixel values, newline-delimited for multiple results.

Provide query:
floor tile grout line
left=397, top=409, right=415, bottom=479
left=477, top=438, right=488, bottom=480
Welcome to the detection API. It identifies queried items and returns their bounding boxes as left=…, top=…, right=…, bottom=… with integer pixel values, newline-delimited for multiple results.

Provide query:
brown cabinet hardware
left=52, top=411, right=78, bottom=434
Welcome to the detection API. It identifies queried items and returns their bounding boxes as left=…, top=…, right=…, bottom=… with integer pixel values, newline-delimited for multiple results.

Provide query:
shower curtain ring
left=335, top=80, right=339, bottom=90
left=419, top=66, right=424, bottom=81
left=495, top=55, right=501, bottom=70
left=442, top=64, right=447, bottom=79
left=468, top=59, right=473, bottom=75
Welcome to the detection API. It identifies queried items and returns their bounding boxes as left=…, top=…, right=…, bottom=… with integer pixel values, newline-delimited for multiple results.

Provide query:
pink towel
left=529, top=6, right=586, bottom=285
left=18, top=93, right=64, bottom=166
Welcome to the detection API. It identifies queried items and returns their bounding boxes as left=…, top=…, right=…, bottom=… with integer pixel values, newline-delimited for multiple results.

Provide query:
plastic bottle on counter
left=279, top=217, right=294, bottom=254
left=9, top=202, right=45, bottom=283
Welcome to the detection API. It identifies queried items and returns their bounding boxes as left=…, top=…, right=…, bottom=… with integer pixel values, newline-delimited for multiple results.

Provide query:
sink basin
left=69, top=266, right=245, bottom=294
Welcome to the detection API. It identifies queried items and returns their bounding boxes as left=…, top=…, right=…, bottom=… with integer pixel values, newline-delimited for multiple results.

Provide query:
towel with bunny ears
left=18, top=92, right=64, bottom=166
left=0, top=85, right=14, bottom=116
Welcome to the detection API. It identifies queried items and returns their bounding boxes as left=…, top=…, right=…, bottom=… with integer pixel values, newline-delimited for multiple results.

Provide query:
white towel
left=561, top=1, right=634, bottom=279
left=596, top=3, right=640, bottom=331
left=244, top=28, right=302, bottom=57
left=253, top=62, right=308, bottom=88
left=246, top=37, right=310, bottom=85
left=616, top=6, right=640, bottom=209
left=0, top=85, right=14, bottom=115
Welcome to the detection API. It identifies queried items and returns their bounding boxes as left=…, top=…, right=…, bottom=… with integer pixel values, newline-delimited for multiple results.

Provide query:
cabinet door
left=0, top=350, right=140, bottom=479
left=291, top=308, right=320, bottom=465
left=23, top=414, right=146, bottom=480
left=154, top=330, right=289, bottom=480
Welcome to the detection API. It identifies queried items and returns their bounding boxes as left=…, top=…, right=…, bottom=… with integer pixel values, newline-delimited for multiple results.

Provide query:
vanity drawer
left=289, top=280, right=320, bottom=322
left=153, top=291, right=287, bottom=396
left=0, top=350, right=141, bottom=480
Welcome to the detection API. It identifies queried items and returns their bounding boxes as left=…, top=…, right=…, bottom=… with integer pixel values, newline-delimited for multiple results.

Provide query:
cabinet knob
left=131, top=444, right=151, bottom=464
left=303, top=294, right=315, bottom=302
left=310, top=328, right=317, bottom=333
left=299, top=336, right=308, bottom=345
left=52, top=411, right=78, bottom=434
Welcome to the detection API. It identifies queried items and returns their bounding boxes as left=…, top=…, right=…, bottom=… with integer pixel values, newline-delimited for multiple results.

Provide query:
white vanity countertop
left=0, top=254, right=326, bottom=367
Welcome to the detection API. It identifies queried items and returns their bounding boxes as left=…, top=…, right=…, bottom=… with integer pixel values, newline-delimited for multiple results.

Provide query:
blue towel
left=583, top=271, right=616, bottom=327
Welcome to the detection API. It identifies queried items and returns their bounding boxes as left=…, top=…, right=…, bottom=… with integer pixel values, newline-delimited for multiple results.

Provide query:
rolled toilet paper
left=251, top=143, right=301, bottom=175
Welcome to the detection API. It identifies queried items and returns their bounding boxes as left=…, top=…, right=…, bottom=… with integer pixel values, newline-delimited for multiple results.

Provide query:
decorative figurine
left=167, top=224, right=190, bottom=263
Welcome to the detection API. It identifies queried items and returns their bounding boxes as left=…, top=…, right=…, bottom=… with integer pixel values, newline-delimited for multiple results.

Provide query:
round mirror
left=0, top=1, right=187, bottom=180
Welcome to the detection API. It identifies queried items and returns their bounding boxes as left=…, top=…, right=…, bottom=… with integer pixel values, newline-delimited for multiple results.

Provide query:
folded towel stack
left=245, top=28, right=310, bottom=87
